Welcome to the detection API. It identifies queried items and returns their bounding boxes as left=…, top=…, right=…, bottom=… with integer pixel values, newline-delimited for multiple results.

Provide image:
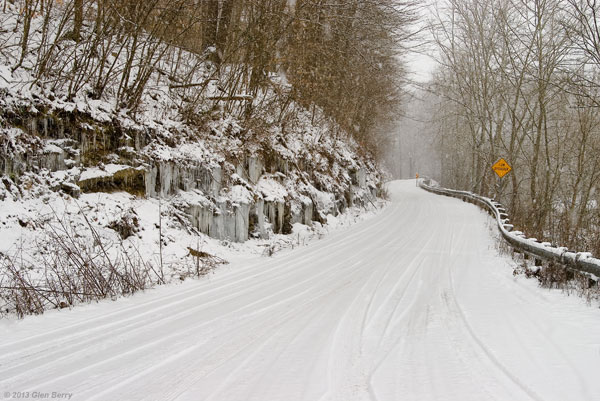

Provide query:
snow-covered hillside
left=0, top=2, right=384, bottom=317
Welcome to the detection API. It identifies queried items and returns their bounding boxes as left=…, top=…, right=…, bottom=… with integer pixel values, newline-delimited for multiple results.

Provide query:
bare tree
left=427, top=0, right=600, bottom=253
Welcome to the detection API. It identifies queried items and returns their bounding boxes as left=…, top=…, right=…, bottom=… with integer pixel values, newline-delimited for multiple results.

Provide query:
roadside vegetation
left=1, top=0, right=417, bottom=156
left=425, top=0, right=600, bottom=256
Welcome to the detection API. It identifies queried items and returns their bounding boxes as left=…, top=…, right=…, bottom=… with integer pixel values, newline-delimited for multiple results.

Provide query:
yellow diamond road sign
left=492, top=158, right=512, bottom=178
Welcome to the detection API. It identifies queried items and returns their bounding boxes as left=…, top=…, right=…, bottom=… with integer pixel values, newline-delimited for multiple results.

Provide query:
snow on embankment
left=0, top=92, right=381, bottom=242
left=0, top=3, right=384, bottom=316
left=0, top=1, right=381, bottom=245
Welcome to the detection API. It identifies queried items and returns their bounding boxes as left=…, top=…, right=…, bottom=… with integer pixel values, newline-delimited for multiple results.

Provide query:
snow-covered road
left=1, top=180, right=599, bottom=401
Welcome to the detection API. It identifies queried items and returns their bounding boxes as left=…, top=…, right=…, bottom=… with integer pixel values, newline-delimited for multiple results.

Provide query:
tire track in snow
left=3, top=255, right=365, bottom=389
left=93, top=201, right=410, bottom=401
left=0, top=206, right=393, bottom=379
left=99, top=207, right=408, bottom=401
left=202, top=263, right=373, bottom=401
left=4, top=207, right=398, bottom=395
left=444, top=231, right=546, bottom=401
left=88, top=265, right=367, bottom=401
left=318, top=195, right=437, bottom=401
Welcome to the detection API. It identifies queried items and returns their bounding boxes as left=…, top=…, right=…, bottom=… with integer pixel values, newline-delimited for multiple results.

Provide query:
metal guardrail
left=419, top=179, right=600, bottom=279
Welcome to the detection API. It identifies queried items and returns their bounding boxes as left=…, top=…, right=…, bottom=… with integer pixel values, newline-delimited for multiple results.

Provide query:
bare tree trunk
left=73, top=0, right=83, bottom=41
left=202, top=0, right=219, bottom=52
left=13, top=0, right=39, bottom=72
left=216, top=0, right=233, bottom=63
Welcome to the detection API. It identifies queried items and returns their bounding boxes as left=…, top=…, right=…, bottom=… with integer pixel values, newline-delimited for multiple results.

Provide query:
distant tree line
left=428, top=0, right=600, bottom=254
left=6, top=0, right=417, bottom=156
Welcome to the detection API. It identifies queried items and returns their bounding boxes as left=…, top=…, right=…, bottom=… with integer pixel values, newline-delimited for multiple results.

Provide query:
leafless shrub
left=536, top=262, right=571, bottom=290
left=261, top=238, right=294, bottom=257
left=0, top=252, right=47, bottom=317
left=509, top=255, right=599, bottom=305
left=0, top=208, right=163, bottom=318
left=537, top=263, right=599, bottom=304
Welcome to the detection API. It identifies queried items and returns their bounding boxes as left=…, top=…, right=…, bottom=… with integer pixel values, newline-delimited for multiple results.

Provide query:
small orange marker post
left=416, top=173, right=419, bottom=186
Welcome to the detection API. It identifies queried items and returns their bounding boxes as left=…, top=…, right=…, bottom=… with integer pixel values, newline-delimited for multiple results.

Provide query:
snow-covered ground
left=1, top=180, right=599, bottom=401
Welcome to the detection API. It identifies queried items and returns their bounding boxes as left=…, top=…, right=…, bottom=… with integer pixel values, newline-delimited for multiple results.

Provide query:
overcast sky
left=406, top=51, right=436, bottom=83
left=404, top=0, right=438, bottom=84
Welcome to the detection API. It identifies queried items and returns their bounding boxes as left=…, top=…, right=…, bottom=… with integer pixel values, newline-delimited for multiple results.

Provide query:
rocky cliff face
left=0, top=104, right=381, bottom=243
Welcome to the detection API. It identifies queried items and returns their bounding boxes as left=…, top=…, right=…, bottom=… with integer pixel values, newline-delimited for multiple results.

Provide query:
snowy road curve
left=1, top=180, right=600, bottom=401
